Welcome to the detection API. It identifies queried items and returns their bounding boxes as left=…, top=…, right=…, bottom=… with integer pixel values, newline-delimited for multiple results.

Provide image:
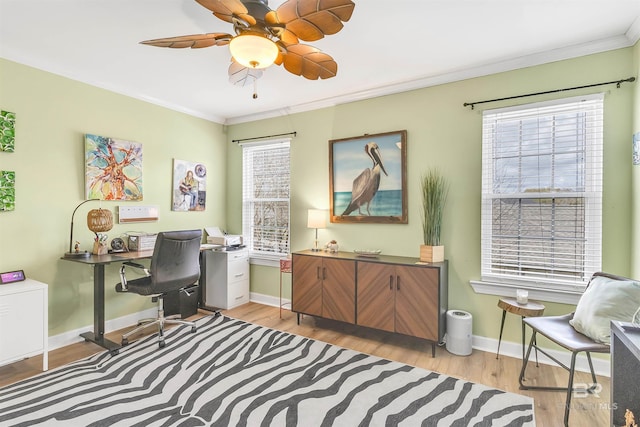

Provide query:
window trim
left=241, top=138, right=291, bottom=267
left=469, top=280, right=582, bottom=305
left=474, top=94, right=603, bottom=303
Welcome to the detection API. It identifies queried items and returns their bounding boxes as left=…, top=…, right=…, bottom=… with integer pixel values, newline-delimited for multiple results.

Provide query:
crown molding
left=2, top=32, right=636, bottom=127
left=627, top=15, right=640, bottom=44
left=225, top=34, right=637, bottom=125
left=0, top=49, right=227, bottom=124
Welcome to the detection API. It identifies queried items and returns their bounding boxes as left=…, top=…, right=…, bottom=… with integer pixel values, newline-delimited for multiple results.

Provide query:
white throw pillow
left=569, top=275, right=640, bottom=344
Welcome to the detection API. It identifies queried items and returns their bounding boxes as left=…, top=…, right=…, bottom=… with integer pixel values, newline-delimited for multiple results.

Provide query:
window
left=477, top=94, right=603, bottom=300
left=242, top=139, right=290, bottom=265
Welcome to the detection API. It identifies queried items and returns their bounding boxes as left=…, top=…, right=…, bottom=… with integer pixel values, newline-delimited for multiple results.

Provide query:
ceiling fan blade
left=228, top=60, right=263, bottom=86
left=266, top=0, right=355, bottom=42
left=140, top=33, right=232, bottom=49
left=281, top=44, right=337, bottom=80
left=195, top=0, right=256, bottom=26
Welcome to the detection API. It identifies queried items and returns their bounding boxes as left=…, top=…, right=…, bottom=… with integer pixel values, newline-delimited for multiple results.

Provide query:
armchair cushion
left=569, top=275, right=640, bottom=344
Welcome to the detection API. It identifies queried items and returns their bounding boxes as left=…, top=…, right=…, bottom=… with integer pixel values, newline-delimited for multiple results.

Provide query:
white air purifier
left=446, top=310, right=473, bottom=356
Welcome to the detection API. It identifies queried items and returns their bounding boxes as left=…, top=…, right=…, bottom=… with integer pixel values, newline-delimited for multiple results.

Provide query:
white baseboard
left=249, top=292, right=284, bottom=308
left=48, top=308, right=157, bottom=351
left=249, top=292, right=610, bottom=377
left=471, top=334, right=610, bottom=377
left=52, top=294, right=609, bottom=378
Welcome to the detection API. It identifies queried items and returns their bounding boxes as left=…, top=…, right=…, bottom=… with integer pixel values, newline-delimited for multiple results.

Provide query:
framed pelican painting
left=329, top=130, right=407, bottom=224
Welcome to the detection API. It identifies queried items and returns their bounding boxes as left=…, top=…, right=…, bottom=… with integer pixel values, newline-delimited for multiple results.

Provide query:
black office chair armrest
left=123, top=261, right=147, bottom=270
left=119, top=261, right=150, bottom=290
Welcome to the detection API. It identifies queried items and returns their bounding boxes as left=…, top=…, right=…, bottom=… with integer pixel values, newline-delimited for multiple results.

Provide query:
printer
left=205, top=226, right=243, bottom=247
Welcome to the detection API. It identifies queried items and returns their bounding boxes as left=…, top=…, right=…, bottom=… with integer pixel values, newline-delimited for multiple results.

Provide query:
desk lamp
left=307, top=209, right=326, bottom=252
left=64, top=199, right=112, bottom=258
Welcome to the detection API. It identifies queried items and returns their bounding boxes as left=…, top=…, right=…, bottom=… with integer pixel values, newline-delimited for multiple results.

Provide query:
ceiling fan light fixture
left=229, top=34, right=278, bottom=69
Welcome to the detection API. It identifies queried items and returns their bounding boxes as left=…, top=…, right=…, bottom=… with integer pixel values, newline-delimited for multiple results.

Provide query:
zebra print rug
left=0, top=315, right=534, bottom=426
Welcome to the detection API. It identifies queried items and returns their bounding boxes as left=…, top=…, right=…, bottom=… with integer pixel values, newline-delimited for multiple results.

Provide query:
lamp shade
left=229, top=34, right=278, bottom=69
left=307, top=209, right=327, bottom=229
left=87, top=208, right=113, bottom=233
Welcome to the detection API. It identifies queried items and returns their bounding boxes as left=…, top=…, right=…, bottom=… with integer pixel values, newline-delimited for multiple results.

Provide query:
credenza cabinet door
left=292, top=250, right=447, bottom=353
left=395, top=266, right=439, bottom=341
left=356, top=262, right=395, bottom=332
left=322, top=258, right=355, bottom=324
left=292, top=254, right=323, bottom=316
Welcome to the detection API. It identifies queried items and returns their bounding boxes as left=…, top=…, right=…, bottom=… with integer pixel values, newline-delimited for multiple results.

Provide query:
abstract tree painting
left=85, top=134, right=143, bottom=200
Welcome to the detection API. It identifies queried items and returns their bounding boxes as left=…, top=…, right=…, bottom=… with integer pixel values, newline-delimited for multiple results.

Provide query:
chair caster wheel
left=159, top=340, right=165, bottom=348
left=121, top=338, right=129, bottom=346
left=191, top=326, right=197, bottom=333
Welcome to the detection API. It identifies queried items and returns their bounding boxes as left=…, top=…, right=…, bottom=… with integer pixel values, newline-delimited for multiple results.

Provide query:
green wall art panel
left=1, top=110, right=16, bottom=152
left=0, top=171, right=15, bottom=211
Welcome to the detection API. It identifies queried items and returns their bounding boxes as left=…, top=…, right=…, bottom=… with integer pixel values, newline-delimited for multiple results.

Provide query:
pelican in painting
left=342, top=142, right=388, bottom=216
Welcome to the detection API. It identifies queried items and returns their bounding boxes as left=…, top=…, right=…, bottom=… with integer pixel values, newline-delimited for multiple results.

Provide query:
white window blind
left=481, top=94, right=603, bottom=290
left=242, top=139, right=290, bottom=262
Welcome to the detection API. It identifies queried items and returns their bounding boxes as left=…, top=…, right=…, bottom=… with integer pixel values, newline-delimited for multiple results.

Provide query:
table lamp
left=64, top=199, right=112, bottom=258
left=307, top=209, right=326, bottom=252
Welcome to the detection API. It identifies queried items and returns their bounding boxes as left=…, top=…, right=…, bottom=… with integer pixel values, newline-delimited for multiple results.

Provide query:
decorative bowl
left=354, top=249, right=382, bottom=258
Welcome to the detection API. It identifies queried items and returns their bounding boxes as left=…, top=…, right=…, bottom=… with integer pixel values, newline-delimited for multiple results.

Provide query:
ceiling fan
left=140, top=0, right=355, bottom=90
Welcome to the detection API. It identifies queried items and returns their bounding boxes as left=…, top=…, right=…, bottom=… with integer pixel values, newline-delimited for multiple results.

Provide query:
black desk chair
left=116, top=229, right=202, bottom=348
left=519, top=271, right=638, bottom=426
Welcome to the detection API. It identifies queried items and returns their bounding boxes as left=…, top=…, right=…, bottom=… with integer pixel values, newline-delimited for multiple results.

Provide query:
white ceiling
left=1, top=0, right=639, bottom=125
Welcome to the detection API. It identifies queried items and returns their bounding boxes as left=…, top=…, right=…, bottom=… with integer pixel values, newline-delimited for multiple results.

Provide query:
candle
left=516, top=289, right=529, bottom=304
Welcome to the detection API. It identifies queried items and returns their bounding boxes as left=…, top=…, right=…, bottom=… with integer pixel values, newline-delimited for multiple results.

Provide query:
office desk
left=62, top=250, right=153, bottom=354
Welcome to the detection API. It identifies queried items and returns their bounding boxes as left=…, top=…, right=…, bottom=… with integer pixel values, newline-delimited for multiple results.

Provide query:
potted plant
left=420, top=169, right=448, bottom=262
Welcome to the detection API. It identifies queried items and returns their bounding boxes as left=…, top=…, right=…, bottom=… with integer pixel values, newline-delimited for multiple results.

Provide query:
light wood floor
left=0, top=303, right=611, bottom=426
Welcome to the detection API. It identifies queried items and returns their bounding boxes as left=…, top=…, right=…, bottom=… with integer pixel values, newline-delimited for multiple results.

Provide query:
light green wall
left=632, top=41, right=640, bottom=279
left=0, top=59, right=227, bottom=336
left=226, top=47, right=636, bottom=343
left=1, top=43, right=637, bottom=345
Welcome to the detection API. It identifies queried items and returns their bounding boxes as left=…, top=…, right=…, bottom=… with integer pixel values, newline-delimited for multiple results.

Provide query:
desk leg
left=80, top=263, right=121, bottom=355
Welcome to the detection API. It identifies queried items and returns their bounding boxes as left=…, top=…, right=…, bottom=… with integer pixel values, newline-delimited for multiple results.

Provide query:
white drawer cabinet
left=0, top=279, right=48, bottom=370
left=202, top=249, right=250, bottom=309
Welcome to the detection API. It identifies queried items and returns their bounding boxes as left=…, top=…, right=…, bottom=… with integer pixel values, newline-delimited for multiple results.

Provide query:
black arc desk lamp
left=63, top=198, right=99, bottom=258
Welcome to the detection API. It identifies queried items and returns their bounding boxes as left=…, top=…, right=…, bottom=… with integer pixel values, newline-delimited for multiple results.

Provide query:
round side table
left=496, top=297, right=545, bottom=362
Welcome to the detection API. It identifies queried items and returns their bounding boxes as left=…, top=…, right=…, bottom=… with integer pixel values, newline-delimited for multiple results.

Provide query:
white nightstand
left=0, top=278, right=48, bottom=370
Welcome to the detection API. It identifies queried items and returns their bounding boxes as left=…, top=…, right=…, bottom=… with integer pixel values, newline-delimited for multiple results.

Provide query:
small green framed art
left=0, top=171, right=16, bottom=211
left=0, top=110, right=16, bottom=152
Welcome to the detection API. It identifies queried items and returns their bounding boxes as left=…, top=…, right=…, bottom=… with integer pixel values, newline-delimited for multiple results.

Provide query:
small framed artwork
left=85, top=134, right=143, bottom=200
left=633, top=132, right=639, bottom=166
left=329, top=130, right=407, bottom=224
left=0, top=110, right=16, bottom=152
left=172, top=159, right=207, bottom=211
left=0, top=170, right=15, bottom=211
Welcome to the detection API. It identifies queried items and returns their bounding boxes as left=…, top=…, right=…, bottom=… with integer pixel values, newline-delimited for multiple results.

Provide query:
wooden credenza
left=292, top=250, right=448, bottom=356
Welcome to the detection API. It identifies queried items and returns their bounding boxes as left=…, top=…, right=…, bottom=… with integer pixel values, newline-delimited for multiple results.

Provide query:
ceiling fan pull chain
left=253, top=79, right=258, bottom=99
